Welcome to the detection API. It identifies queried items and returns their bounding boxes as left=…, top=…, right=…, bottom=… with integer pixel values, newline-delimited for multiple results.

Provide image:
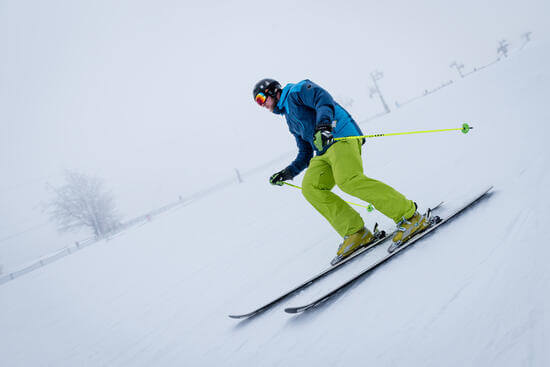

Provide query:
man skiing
left=253, top=78, right=429, bottom=264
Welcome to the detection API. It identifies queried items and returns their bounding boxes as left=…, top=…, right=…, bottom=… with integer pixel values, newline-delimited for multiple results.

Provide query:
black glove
left=313, top=123, right=334, bottom=151
left=269, top=168, right=294, bottom=186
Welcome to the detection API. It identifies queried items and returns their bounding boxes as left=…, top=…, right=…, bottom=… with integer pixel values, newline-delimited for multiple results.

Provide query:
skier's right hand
left=269, top=169, right=293, bottom=186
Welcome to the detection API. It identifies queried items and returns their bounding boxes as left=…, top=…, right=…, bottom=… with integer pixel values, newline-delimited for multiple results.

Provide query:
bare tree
left=45, top=170, right=121, bottom=238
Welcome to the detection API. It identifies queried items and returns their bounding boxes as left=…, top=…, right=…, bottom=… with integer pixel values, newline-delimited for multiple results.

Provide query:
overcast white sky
left=1, top=0, right=548, bottom=224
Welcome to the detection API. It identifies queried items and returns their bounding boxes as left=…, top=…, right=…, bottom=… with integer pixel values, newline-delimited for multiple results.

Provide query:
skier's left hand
left=313, top=124, right=334, bottom=151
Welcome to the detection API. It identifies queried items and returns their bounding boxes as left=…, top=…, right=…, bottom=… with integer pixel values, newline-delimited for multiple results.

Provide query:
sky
left=1, top=0, right=549, bottom=266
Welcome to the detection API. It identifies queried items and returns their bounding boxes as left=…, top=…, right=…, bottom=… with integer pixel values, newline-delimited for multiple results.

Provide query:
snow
left=1, top=40, right=550, bottom=367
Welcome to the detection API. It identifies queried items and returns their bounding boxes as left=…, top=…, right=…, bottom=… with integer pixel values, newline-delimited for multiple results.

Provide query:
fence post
left=235, top=168, right=243, bottom=183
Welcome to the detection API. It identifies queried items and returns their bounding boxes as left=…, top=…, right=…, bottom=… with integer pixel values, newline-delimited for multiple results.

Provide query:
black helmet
left=253, top=78, right=281, bottom=100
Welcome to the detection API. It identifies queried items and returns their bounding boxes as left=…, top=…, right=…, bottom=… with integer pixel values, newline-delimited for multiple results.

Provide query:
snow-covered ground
left=1, top=41, right=549, bottom=366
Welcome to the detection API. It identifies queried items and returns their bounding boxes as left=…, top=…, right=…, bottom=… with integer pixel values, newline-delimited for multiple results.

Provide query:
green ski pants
left=301, top=139, right=416, bottom=237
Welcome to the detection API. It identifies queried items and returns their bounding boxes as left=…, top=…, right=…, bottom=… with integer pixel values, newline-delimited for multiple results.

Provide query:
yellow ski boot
left=389, top=211, right=430, bottom=253
left=330, top=226, right=376, bottom=265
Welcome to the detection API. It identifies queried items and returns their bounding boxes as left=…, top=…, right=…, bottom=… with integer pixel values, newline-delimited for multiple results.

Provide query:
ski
left=228, top=230, right=390, bottom=319
left=284, top=187, right=492, bottom=314
left=229, top=202, right=444, bottom=319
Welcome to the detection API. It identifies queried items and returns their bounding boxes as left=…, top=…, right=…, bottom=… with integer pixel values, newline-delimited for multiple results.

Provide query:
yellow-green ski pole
left=334, top=123, right=473, bottom=141
left=282, top=182, right=374, bottom=212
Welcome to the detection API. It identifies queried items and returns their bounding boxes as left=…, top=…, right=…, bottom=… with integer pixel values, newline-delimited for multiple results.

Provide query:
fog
left=1, top=0, right=548, bottom=270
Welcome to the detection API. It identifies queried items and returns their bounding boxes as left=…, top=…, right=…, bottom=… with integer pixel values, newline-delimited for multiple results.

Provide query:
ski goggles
left=255, top=92, right=267, bottom=106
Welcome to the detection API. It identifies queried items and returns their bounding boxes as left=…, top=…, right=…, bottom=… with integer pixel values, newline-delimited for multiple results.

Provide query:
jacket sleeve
left=294, top=81, right=335, bottom=127
left=286, top=134, right=314, bottom=177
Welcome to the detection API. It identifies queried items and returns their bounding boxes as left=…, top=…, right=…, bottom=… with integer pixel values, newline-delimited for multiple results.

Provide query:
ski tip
left=284, top=307, right=301, bottom=314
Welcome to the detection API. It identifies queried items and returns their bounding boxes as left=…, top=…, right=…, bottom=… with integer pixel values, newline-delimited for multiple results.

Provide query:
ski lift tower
left=369, top=70, right=390, bottom=113
left=450, top=61, right=465, bottom=78
left=497, top=39, right=510, bottom=58
left=520, top=32, right=532, bottom=49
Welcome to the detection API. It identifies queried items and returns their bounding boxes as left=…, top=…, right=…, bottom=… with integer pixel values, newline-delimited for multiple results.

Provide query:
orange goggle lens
left=255, top=92, right=267, bottom=106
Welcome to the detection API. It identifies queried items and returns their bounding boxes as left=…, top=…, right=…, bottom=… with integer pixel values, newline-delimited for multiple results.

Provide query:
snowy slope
left=1, top=41, right=549, bottom=367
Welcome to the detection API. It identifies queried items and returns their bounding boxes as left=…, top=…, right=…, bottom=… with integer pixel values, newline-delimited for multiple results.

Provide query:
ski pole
left=334, top=122, right=473, bottom=142
left=282, top=182, right=374, bottom=212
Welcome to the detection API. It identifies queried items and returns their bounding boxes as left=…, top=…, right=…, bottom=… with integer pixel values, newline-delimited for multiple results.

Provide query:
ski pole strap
left=334, top=123, right=473, bottom=141
left=282, top=182, right=374, bottom=212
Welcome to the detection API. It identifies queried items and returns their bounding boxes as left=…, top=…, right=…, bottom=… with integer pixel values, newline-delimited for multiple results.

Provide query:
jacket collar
left=274, top=83, right=294, bottom=114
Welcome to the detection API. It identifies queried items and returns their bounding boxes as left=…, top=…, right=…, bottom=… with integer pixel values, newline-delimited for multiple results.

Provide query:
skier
left=253, top=78, right=429, bottom=263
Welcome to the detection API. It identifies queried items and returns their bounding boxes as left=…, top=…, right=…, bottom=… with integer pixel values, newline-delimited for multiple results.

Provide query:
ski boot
left=330, top=224, right=383, bottom=265
left=388, top=209, right=431, bottom=253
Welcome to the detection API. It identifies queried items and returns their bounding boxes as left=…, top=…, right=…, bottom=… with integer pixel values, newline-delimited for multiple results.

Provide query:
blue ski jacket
left=274, top=80, right=363, bottom=177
